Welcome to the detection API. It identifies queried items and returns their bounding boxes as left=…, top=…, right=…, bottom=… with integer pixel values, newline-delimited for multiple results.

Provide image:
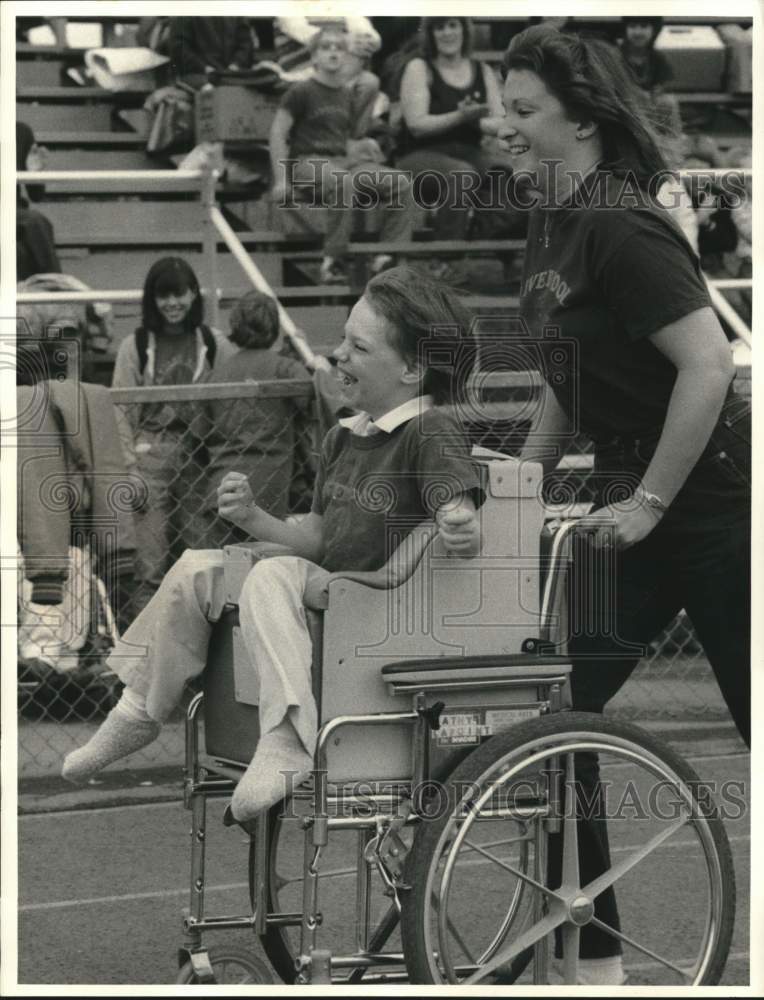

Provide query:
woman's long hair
left=421, top=17, right=474, bottom=61
left=502, top=25, right=672, bottom=185
left=140, top=256, right=203, bottom=336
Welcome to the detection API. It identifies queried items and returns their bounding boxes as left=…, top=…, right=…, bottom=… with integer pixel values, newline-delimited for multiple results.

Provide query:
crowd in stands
left=15, top=15, right=753, bottom=683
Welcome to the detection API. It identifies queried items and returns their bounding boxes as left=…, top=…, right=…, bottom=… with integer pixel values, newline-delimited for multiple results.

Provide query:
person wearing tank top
left=396, top=17, right=504, bottom=240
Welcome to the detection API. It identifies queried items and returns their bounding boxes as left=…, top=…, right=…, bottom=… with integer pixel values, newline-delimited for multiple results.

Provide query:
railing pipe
left=705, top=281, right=752, bottom=346
left=209, top=205, right=317, bottom=370
left=201, top=169, right=221, bottom=329
left=16, top=170, right=206, bottom=189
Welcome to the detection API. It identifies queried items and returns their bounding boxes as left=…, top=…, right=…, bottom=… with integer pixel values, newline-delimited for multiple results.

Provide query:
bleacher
left=16, top=14, right=752, bottom=381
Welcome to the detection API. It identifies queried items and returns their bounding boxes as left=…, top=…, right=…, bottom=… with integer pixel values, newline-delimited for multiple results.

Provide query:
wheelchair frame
left=176, top=467, right=736, bottom=986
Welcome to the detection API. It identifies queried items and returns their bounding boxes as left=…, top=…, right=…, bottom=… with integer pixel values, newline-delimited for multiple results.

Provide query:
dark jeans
left=396, top=143, right=494, bottom=240
left=549, top=392, right=751, bottom=957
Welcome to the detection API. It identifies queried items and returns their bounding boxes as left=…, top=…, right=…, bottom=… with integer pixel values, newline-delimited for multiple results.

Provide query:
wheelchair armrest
left=307, top=521, right=439, bottom=610
left=223, top=542, right=297, bottom=604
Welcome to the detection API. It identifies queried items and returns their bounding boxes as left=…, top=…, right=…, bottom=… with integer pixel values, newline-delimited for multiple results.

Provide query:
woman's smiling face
left=498, top=68, right=582, bottom=196
left=432, top=19, right=464, bottom=57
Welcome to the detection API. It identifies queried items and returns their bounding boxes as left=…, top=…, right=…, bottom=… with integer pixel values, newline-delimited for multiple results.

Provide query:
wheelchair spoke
left=582, top=812, right=689, bottom=901
left=589, top=917, right=694, bottom=981
left=461, top=837, right=560, bottom=904
left=560, top=752, right=580, bottom=890
left=462, top=901, right=567, bottom=985
left=561, top=923, right=580, bottom=985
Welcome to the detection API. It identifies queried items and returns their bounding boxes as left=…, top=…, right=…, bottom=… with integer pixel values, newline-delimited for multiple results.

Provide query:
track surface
left=15, top=741, right=750, bottom=987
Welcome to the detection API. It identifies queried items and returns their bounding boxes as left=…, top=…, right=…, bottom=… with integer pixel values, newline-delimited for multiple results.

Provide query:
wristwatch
left=636, top=485, right=668, bottom=515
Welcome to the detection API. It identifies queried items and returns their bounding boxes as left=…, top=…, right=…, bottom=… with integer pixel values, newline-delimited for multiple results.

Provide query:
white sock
left=576, top=955, right=626, bottom=985
left=115, top=686, right=151, bottom=723
left=62, top=705, right=160, bottom=783
left=230, top=719, right=312, bottom=823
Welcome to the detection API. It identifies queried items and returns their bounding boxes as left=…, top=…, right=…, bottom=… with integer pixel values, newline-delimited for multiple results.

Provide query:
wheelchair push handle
left=538, top=515, right=617, bottom=643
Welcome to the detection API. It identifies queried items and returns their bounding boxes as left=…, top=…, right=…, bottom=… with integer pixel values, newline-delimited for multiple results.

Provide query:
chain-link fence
left=18, top=374, right=746, bottom=777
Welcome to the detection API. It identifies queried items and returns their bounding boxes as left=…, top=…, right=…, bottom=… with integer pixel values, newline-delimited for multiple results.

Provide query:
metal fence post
left=201, top=167, right=220, bottom=329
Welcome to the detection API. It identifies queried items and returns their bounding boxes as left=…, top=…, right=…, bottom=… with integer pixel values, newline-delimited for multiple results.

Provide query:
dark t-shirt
left=312, top=407, right=483, bottom=572
left=141, top=329, right=200, bottom=433
left=619, top=42, right=673, bottom=91
left=281, top=78, right=353, bottom=158
left=398, top=58, right=488, bottom=154
left=519, top=171, right=711, bottom=440
left=201, top=349, right=311, bottom=516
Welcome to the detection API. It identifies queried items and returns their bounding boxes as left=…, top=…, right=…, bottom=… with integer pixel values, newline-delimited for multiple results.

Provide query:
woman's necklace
left=543, top=212, right=551, bottom=249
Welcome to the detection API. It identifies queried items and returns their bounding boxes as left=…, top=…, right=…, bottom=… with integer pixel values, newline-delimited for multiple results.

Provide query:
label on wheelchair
left=435, top=706, right=541, bottom=747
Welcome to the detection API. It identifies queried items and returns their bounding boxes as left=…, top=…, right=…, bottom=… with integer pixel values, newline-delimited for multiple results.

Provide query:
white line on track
left=19, top=834, right=749, bottom=912
left=19, top=881, right=250, bottom=912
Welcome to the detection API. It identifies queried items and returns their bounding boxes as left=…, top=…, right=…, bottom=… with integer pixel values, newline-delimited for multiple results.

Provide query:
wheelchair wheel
left=400, top=713, right=735, bottom=986
left=176, top=945, right=273, bottom=984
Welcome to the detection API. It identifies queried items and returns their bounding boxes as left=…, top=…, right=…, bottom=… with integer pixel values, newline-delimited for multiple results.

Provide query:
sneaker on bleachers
left=319, top=257, right=347, bottom=285
left=370, top=253, right=394, bottom=276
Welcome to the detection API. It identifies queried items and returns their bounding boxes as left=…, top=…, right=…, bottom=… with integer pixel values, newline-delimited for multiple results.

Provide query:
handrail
left=16, top=169, right=206, bottom=185
left=109, top=379, right=315, bottom=404
left=209, top=206, right=317, bottom=370
left=706, top=281, right=752, bottom=346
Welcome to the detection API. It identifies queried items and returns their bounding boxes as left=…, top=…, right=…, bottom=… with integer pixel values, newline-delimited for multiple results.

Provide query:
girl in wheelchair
left=63, top=267, right=483, bottom=823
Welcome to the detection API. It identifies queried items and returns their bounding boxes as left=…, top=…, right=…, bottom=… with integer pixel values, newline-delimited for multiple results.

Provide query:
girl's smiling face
left=155, top=285, right=196, bottom=329
left=332, top=296, right=420, bottom=419
left=498, top=68, right=583, bottom=197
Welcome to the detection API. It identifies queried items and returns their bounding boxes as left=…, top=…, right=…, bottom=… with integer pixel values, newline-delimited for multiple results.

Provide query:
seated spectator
left=111, top=257, right=235, bottom=611
left=269, top=26, right=415, bottom=284
left=190, top=290, right=314, bottom=549
left=395, top=17, right=505, bottom=241
left=16, top=122, right=61, bottom=281
left=276, top=15, right=383, bottom=136
left=618, top=17, right=681, bottom=135
left=277, top=17, right=382, bottom=135
left=168, top=16, right=256, bottom=89
left=137, top=16, right=171, bottom=55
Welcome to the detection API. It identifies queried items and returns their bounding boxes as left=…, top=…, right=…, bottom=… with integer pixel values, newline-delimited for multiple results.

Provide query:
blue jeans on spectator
left=396, top=143, right=494, bottom=240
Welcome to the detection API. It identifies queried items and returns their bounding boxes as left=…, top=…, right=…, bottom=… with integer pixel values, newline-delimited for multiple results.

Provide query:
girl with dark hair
left=112, top=257, right=233, bottom=608
left=497, top=24, right=750, bottom=985
left=396, top=17, right=505, bottom=240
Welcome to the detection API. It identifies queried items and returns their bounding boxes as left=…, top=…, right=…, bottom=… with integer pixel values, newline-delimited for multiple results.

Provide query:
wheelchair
left=176, top=453, right=736, bottom=986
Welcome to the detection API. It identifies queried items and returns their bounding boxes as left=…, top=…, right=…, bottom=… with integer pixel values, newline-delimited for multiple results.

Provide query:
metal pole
left=201, top=168, right=221, bottom=329
left=209, top=205, right=317, bottom=370
left=17, top=169, right=206, bottom=184
left=706, top=280, right=752, bottom=346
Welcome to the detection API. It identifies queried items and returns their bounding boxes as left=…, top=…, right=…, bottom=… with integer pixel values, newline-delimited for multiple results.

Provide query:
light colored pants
left=107, top=550, right=329, bottom=754
left=290, top=157, right=415, bottom=257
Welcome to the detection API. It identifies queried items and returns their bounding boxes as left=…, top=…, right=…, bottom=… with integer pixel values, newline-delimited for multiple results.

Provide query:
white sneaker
left=370, top=253, right=394, bottom=275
